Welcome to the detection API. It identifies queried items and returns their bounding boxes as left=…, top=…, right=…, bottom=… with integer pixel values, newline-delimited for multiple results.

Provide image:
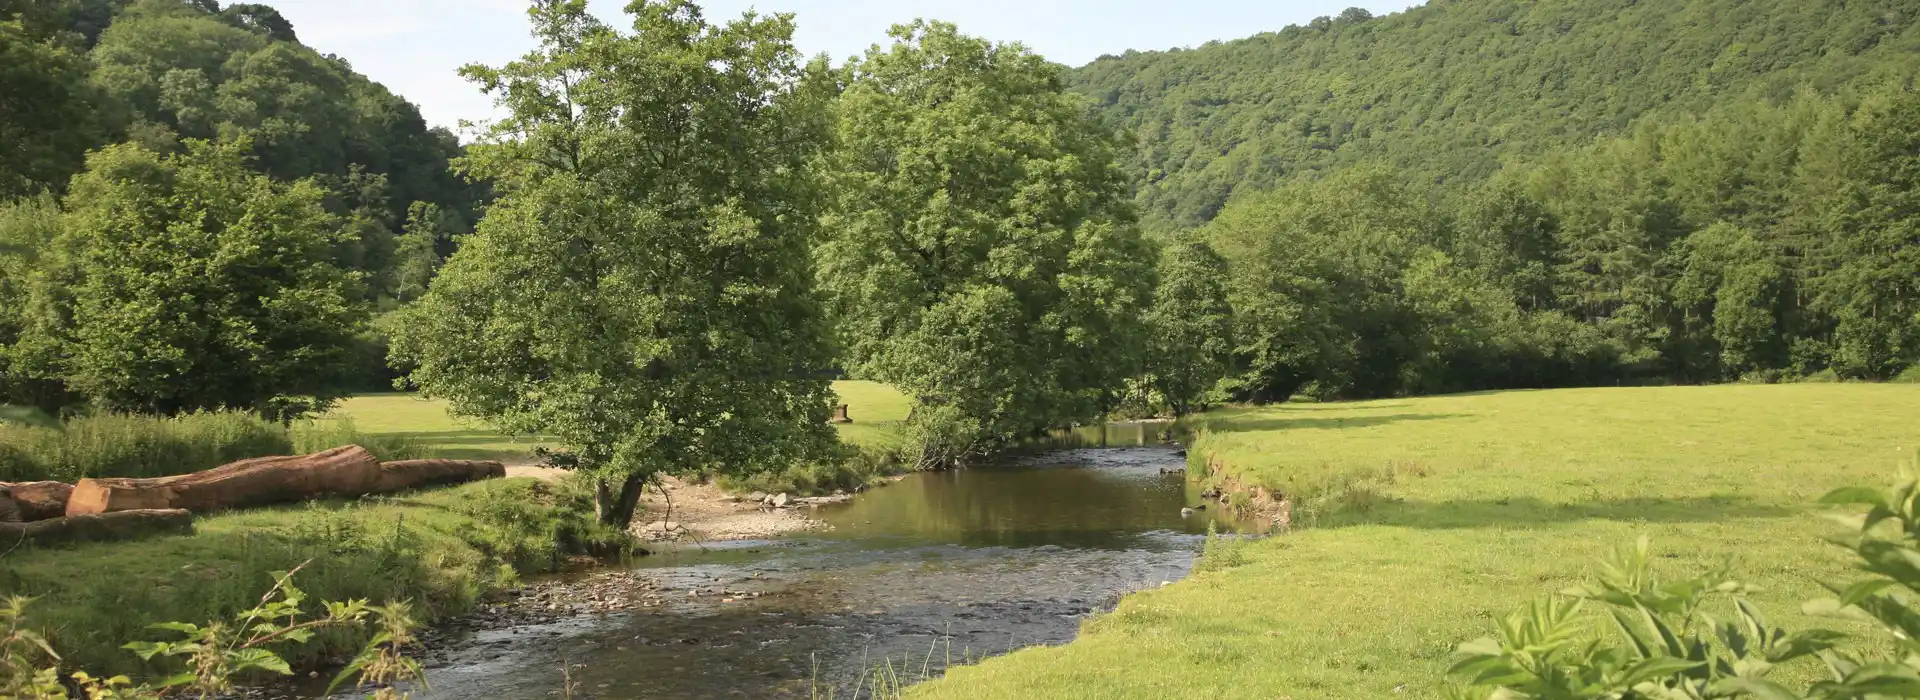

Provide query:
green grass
left=832, top=380, right=912, bottom=449
left=0, top=477, right=624, bottom=677
left=325, top=393, right=554, bottom=462
left=909, top=384, right=1920, bottom=699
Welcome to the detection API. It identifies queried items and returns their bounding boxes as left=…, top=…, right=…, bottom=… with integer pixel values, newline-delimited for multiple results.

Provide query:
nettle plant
left=1453, top=472, right=1920, bottom=699
left=2, top=565, right=422, bottom=700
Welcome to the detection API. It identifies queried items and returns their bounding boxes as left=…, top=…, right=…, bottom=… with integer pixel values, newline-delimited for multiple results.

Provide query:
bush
left=718, top=444, right=908, bottom=497
left=1893, top=365, right=1920, bottom=384
left=0, top=412, right=432, bottom=482
left=0, top=411, right=291, bottom=482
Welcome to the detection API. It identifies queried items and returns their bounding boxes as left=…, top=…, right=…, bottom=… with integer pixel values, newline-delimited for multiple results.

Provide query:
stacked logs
left=0, top=448, right=504, bottom=547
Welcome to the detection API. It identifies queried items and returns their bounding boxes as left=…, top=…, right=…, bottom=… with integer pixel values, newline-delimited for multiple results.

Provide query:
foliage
left=0, top=477, right=608, bottom=677
left=817, top=20, right=1154, bottom=466
left=0, top=410, right=289, bottom=482
left=1143, top=239, right=1235, bottom=416
left=1, top=568, right=422, bottom=700
left=391, top=0, right=840, bottom=527
left=0, top=9, right=98, bottom=201
left=1198, top=83, right=1920, bottom=400
left=21, top=141, right=365, bottom=419
left=1066, top=0, right=1920, bottom=233
left=0, top=410, right=424, bottom=483
left=1451, top=469, right=1920, bottom=699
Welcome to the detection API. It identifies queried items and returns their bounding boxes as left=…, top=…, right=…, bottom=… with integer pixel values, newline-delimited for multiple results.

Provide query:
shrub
left=0, top=411, right=291, bottom=482
left=0, top=412, right=434, bottom=482
left=719, top=444, right=909, bottom=497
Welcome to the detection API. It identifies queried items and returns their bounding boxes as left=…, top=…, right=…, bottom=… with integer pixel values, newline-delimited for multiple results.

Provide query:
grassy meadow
left=911, top=384, right=1920, bottom=699
left=0, top=477, right=626, bottom=676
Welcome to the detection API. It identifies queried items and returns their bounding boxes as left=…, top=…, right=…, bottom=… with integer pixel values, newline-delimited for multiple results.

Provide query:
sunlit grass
left=832, top=380, right=912, bottom=449
left=329, top=381, right=912, bottom=463
left=910, top=384, right=1920, bottom=699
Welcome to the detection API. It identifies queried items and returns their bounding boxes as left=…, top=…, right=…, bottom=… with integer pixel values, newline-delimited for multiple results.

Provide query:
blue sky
left=270, top=0, right=1424, bottom=133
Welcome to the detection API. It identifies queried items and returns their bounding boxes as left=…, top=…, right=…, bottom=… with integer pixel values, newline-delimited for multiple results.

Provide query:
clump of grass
left=0, top=411, right=292, bottom=482
left=0, top=477, right=621, bottom=678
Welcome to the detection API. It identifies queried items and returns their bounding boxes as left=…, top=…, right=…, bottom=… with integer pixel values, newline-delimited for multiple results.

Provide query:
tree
left=389, top=0, right=840, bottom=528
left=817, top=20, right=1154, bottom=467
left=0, top=12, right=98, bottom=198
left=391, top=202, right=444, bottom=303
left=1144, top=240, right=1234, bottom=416
left=31, top=140, right=364, bottom=418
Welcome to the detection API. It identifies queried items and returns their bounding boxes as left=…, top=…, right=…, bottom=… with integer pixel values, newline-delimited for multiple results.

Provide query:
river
left=388, top=426, right=1257, bottom=699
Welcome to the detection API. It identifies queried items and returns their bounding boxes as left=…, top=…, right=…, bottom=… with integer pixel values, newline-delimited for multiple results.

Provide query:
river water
left=399, top=426, right=1256, bottom=699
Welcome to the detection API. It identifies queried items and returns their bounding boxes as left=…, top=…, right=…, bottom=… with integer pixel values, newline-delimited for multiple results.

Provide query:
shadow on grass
left=384, top=430, right=545, bottom=460
left=1321, top=495, right=1796, bottom=530
left=1194, top=412, right=1468, bottom=434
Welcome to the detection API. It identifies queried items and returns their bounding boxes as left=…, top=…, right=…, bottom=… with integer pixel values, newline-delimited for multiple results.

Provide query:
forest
left=2, top=0, right=1919, bottom=489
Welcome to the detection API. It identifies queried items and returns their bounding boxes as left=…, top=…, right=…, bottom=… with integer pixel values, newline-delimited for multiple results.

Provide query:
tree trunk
left=66, top=446, right=380, bottom=516
left=373, top=460, right=505, bottom=493
left=594, top=474, right=647, bottom=529
left=3, top=482, right=74, bottom=521
left=0, top=509, right=193, bottom=546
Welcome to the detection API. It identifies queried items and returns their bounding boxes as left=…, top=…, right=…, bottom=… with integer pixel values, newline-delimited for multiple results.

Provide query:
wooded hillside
left=1066, top=0, right=1920, bottom=231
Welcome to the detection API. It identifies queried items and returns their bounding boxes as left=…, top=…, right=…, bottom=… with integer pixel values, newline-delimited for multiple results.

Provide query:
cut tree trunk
left=373, top=460, right=505, bottom=493
left=2, top=481, right=73, bottom=521
left=0, top=488, right=18, bottom=523
left=65, top=446, right=380, bottom=516
left=0, top=509, right=193, bottom=546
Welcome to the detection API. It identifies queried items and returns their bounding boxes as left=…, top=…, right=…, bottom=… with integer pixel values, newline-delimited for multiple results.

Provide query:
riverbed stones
left=770, top=493, right=789, bottom=508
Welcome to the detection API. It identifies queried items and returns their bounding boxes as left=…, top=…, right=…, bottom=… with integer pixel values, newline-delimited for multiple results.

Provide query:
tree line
left=2, top=0, right=1915, bottom=526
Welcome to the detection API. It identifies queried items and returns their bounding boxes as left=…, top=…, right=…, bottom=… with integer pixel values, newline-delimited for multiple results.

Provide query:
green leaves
left=818, top=21, right=1153, bottom=465
left=395, top=0, right=840, bottom=526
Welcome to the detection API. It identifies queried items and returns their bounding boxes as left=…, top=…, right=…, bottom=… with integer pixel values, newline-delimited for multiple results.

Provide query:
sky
left=269, top=0, right=1424, bottom=134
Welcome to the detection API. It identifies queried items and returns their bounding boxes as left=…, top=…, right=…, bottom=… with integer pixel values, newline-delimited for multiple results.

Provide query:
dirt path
left=501, top=467, right=832, bottom=542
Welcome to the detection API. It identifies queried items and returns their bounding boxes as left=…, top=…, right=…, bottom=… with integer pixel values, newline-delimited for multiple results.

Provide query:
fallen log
left=0, top=487, right=18, bottom=523
left=2, top=481, right=73, bottom=521
left=0, top=509, right=193, bottom=547
left=65, top=446, right=380, bottom=516
left=373, top=459, right=505, bottom=493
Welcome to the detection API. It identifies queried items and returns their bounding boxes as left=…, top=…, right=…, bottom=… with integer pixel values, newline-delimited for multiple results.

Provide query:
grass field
left=328, top=381, right=911, bottom=462
left=910, top=384, right=1920, bottom=699
left=1, top=478, right=621, bottom=676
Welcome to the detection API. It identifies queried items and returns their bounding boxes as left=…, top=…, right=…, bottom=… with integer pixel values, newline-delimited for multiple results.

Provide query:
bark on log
left=0, top=509, right=193, bottom=546
left=65, top=446, right=380, bottom=516
left=2, top=481, right=73, bottom=521
left=373, top=460, right=505, bottom=493
left=0, top=488, right=18, bottom=523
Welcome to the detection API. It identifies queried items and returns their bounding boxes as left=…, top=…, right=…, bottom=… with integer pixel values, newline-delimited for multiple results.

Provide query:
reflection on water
left=400, top=433, right=1253, bottom=700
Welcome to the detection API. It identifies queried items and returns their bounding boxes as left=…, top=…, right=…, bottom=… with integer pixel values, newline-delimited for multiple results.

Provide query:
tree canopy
left=1067, top=0, right=1920, bottom=232
left=818, top=21, right=1154, bottom=466
left=390, top=0, right=841, bottom=526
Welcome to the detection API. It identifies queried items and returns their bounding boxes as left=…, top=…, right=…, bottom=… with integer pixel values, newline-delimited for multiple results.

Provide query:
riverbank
left=907, top=384, right=1920, bottom=699
left=0, top=476, right=630, bottom=677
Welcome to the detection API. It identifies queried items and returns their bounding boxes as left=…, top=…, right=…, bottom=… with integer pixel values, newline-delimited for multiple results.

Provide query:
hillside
left=1065, top=0, right=1920, bottom=232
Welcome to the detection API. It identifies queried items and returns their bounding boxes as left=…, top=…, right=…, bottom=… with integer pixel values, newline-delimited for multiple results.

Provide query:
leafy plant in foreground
left=1452, top=471, right=1920, bottom=698
left=1, top=565, right=423, bottom=699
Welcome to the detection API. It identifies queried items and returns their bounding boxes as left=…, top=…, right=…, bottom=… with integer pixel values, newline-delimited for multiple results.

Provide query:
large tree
left=817, top=21, right=1154, bottom=467
left=26, top=140, right=364, bottom=418
left=389, top=0, right=840, bottom=527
